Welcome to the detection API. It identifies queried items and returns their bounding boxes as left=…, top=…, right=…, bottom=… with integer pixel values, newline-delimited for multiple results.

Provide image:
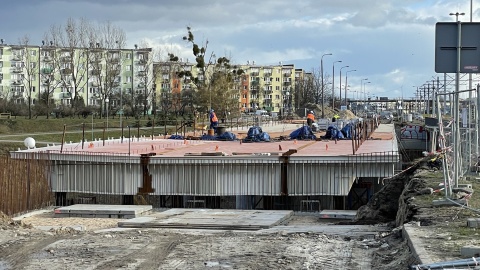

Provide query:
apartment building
left=0, top=42, right=154, bottom=114
left=154, top=59, right=303, bottom=115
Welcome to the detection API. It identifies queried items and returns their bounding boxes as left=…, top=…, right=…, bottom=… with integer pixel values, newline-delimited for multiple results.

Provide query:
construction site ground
left=0, top=209, right=404, bottom=270
left=3, top=111, right=474, bottom=269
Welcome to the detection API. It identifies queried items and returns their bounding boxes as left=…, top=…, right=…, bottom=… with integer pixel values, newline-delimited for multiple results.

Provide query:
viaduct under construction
left=10, top=121, right=400, bottom=212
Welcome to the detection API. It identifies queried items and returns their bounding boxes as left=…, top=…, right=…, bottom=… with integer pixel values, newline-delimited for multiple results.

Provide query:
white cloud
left=1, top=0, right=479, bottom=98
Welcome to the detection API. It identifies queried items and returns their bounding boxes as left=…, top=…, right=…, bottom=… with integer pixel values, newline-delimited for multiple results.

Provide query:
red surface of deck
left=40, top=123, right=396, bottom=157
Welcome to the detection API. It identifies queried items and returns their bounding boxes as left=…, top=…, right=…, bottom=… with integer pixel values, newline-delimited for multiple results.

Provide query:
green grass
left=0, top=117, right=201, bottom=154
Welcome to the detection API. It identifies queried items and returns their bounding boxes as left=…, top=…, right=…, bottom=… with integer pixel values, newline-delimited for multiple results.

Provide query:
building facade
left=0, top=42, right=154, bottom=116
left=0, top=41, right=310, bottom=116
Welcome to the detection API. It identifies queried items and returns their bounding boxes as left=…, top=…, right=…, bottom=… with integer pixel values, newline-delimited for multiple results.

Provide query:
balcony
left=90, top=70, right=100, bottom=76
left=60, top=92, right=72, bottom=99
left=61, top=68, right=72, bottom=75
left=41, top=68, right=53, bottom=74
left=108, top=57, right=120, bottom=64
left=42, top=56, right=52, bottom=62
left=11, top=80, right=22, bottom=85
left=11, top=54, right=22, bottom=61
left=12, top=92, right=24, bottom=98
left=11, top=67, right=23, bottom=73
left=250, top=72, right=259, bottom=76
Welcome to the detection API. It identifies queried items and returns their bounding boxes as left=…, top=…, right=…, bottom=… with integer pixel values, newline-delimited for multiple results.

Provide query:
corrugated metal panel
left=149, top=160, right=282, bottom=196
left=47, top=151, right=399, bottom=196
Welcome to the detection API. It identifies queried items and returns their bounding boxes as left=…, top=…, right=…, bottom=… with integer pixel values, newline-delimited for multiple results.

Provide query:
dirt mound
left=0, top=211, right=33, bottom=229
left=354, top=158, right=426, bottom=224
left=303, top=103, right=357, bottom=120
left=0, top=211, right=16, bottom=229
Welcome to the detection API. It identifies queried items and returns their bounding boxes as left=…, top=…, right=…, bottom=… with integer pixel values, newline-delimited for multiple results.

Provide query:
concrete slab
left=319, top=210, right=357, bottom=220
left=34, top=225, right=85, bottom=232
left=54, top=204, right=152, bottom=219
left=259, top=224, right=389, bottom=238
left=12, top=209, right=52, bottom=221
left=118, top=208, right=293, bottom=231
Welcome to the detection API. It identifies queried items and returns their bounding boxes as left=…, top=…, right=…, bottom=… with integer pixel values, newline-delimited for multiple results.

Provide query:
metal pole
left=345, top=70, right=356, bottom=108
left=280, top=62, right=282, bottom=117
left=320, top=53, right=332, bottom=118
left=339, top=66, right=348, bottom=109
left=332, top=61, right=342, bottom=108
left=477, top=84, right=480, bottom=169
left=454, top=19, right=462, bottom=188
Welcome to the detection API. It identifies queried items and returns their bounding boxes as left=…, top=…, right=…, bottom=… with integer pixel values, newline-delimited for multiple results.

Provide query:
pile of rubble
left=0, top=211, right=32, bottom=230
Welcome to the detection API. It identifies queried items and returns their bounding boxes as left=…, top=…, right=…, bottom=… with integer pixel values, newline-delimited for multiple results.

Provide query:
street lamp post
left=320, top=53, right=332, bottom=118
left=119, top=87, right=123, bottom=128
left=332, top=60, right=342, bottom=109
left=345, top=70, right=356, bottom=107
left=360, top=79, right=368, bottom=115
left=339, top=65, right=349, bottom=109
left=363, top=82, right=371, bottom=114
left=105, top=97, right=109, bottom=131
left=279, top=61, right=283, bottom=117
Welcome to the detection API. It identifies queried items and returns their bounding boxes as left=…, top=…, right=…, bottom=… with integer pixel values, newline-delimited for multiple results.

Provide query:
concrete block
left=458, top=184, right=473, bottom=189
left=461, top=246, right=480, bottom=257
left=467, top=218, right=480, bottom=228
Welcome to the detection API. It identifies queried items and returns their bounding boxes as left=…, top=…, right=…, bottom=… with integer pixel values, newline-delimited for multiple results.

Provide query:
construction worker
left=307, top=111, right=315, bottom=128
left=332, top=113, right=340, bottom=123
left=209, top=109, right=218, bottom=132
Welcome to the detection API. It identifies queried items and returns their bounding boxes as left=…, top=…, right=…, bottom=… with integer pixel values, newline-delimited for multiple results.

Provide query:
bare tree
left=39, top=36, right=63, bottom=118
left=0, top=85, right=12, bottom=113
left=131, top=40, right=159, bottom=117
left=86, top=21, right=126, bottom=118
left=44, top=18, right=91, bottom=111
left=86, top=22, right=126, bottom=118
left=15, top=36, right=44, bottom=119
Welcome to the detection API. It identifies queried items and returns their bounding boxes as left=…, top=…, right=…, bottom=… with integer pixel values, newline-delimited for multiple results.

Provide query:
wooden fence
left=0, top=154, right=54, bottom=216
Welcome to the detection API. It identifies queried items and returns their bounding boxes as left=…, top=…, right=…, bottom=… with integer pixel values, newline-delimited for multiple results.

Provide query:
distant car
left=366, top=112, right=377, bottom=118
left=380, top=111, right=393, bottom=120
left=414, top=114, right=424, bottom=120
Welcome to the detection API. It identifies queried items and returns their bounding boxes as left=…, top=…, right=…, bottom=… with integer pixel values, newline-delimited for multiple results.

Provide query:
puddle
left=204, top=261, right=232, bottom=268
left=0, top=261, right=10, bottom=270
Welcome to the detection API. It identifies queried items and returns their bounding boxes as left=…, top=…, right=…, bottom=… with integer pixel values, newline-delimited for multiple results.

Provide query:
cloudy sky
left=1, top=0, right=478, bottom=99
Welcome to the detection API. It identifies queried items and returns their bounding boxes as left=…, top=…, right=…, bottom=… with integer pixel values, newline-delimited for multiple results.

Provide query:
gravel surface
left=0, top=212, right=407, bottom=269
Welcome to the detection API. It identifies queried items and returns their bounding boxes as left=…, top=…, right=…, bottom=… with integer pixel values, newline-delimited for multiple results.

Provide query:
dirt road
left=0, top=214, right=408, bottom=269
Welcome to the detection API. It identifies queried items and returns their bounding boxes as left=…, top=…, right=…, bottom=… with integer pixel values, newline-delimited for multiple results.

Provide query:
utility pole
left=320, top=53, right=332, bottom=118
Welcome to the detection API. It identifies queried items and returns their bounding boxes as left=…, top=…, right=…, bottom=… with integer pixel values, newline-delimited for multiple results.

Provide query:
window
left=126, top=65, right=131, bottom=71
left=31, top=86, right=36, bottom=92
left=30, top=50, right=36, bottom=56
left=126, top=76, right=132, bottom=83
